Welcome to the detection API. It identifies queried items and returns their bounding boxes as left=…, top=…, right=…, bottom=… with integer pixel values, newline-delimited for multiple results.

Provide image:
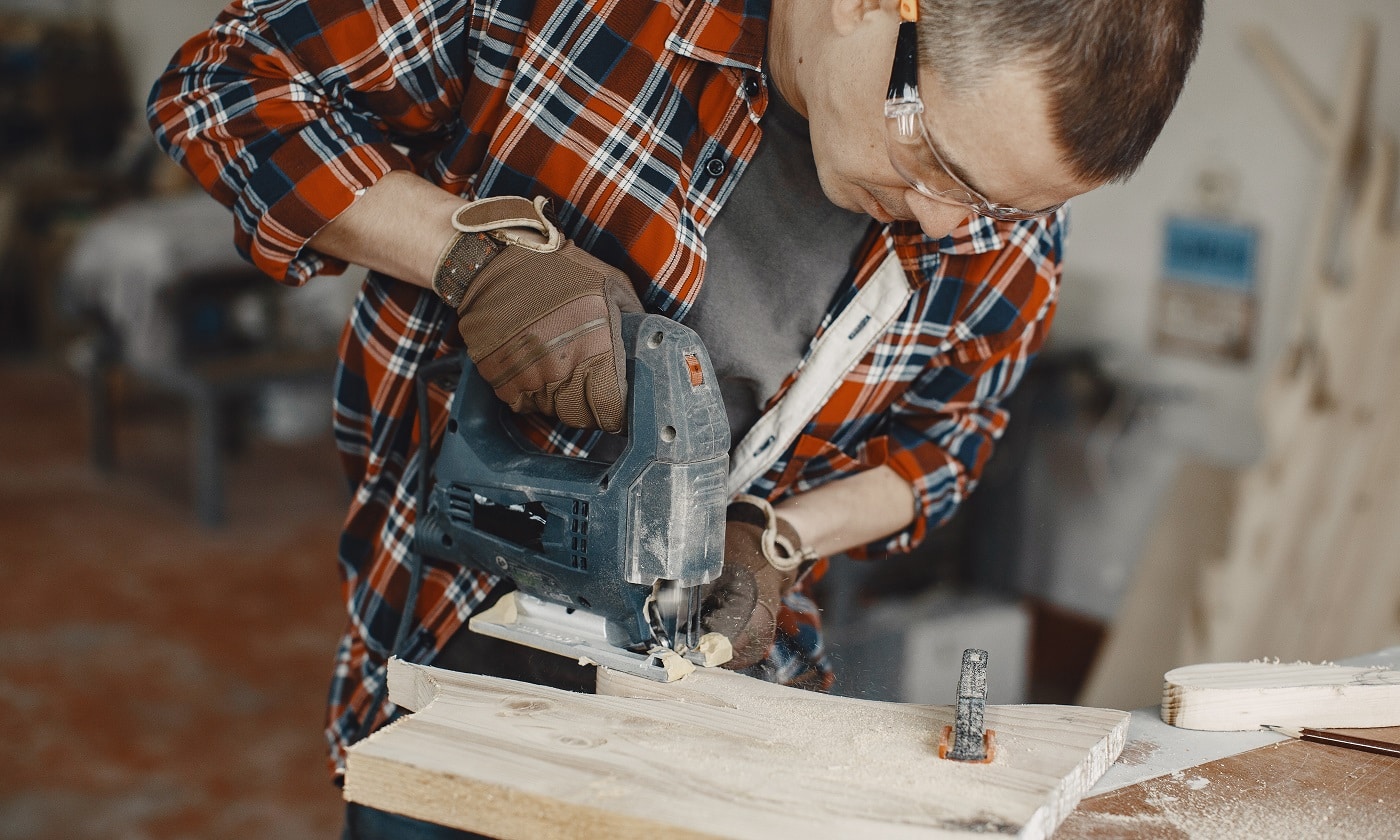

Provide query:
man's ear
left=829, top=0, right=890, bottom=37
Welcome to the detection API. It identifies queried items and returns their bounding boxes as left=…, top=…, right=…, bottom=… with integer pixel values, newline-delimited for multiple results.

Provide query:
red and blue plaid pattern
left=149, top=0, right=1064, bottom=777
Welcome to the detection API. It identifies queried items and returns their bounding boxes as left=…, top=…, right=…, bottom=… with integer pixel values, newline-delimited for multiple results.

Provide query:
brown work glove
left=702, top=495, right=816, bottom=670
left=432, top=196, right=644, bottom=433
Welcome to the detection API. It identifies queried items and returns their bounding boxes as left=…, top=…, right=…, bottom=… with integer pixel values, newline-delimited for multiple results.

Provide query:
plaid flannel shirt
left=149, top=0, right=1064, bottom=777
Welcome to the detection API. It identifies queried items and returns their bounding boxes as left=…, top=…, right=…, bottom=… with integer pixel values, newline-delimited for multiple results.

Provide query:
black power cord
left=352, top=352, right=464, bottom=745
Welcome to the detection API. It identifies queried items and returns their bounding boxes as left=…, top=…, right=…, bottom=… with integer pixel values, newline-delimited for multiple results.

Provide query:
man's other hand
left=434, top=196, right=643, bottom=433
left=702, top=496, right=813, bottom=670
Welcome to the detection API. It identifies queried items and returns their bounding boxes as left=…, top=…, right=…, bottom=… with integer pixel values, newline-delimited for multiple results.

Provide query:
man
left=150, top=0, right=1201, bottom=833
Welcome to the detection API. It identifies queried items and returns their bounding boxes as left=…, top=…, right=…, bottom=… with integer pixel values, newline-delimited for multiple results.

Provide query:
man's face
left=801, top=10, right=1101, bottom=239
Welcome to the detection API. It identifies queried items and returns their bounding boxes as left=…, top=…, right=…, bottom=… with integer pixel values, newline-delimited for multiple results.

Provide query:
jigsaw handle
left=449, top=313, right=728, bottom=471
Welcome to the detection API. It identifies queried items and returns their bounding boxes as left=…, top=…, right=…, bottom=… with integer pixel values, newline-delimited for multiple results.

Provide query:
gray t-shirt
left=685, top=86, right=870, bottom=444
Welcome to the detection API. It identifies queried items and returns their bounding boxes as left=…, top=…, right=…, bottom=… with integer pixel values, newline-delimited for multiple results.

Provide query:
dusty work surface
left=0, top=363, right=346, bottom=839
left=1057, top=725, right=1400, bottom=838
left=1059, top=647, right=1400, bottom=838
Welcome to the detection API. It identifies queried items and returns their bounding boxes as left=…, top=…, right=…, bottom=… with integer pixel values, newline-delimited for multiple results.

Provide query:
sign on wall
left=1154, top=215, right=1260, bottom=362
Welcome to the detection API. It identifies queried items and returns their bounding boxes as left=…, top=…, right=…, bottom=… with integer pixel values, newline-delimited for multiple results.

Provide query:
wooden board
left=1161, top=661, right=1400, bottom=731
left=1087, top=646, right=1400, bottom=797
left=1058, top=726, right=1400, bottom=839
left=342, top=658, right=1130, bottom=839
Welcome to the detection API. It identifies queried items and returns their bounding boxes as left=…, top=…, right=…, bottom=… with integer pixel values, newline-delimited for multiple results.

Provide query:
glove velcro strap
left=432, top=195, right=564, bottom=308
left=432, top=230, right=505, bottom=309
left=452, top=195, right=546, bottom=232
left=730, top=494, right=817, bottom=574
left=451, top=195, right=563, bottom=252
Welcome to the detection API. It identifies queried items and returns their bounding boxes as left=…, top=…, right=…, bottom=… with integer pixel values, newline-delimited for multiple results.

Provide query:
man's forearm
left=307, top=170, right=464, bottom=289
left=774, top=465, right=917, bottom=558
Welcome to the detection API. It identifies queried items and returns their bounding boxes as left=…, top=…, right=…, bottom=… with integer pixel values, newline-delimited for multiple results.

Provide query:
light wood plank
left=1239, top=26, right=1333, bottom=152
left=1162, top=661, right=1400, bottom=731
left=343, top=659, right=1130, bottom=839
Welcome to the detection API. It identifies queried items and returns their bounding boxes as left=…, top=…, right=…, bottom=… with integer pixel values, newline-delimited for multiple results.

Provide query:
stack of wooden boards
left=343, top=658, right=1130, bottom=839
left=1085, top=21, right=1400, bottom=708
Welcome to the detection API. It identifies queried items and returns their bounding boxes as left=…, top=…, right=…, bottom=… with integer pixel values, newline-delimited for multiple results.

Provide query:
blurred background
left=2, top=0, right=1398, bottom=837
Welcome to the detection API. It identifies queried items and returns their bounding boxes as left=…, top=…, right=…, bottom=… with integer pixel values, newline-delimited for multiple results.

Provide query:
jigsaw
left=414, top=312, right=732, bottom=681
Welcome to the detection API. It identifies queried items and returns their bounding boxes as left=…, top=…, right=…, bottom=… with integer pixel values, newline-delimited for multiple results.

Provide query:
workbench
left=1058, top=646, right=1400, bottom=838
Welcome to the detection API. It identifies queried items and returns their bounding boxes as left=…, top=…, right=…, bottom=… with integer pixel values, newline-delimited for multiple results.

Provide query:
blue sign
left=1161, top=216, right=1259, bottom=292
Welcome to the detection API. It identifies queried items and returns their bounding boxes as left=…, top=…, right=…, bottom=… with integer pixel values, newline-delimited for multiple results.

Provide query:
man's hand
left=702, top=496, right=815, bottom=669
left=433, top=196, right=643, bottom=433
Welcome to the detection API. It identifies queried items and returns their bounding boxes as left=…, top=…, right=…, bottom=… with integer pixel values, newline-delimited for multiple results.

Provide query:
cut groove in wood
left=1162, top=660, right=1400, bottom=731
left=343, top=659, right=1130, bottom=839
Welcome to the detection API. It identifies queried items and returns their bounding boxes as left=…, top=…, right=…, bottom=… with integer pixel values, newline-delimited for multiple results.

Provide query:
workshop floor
left=0, top=362, right=349, bottom=839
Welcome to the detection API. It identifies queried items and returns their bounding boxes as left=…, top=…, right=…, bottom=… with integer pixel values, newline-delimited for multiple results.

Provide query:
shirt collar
left=666, top=0, right=770, bottom=73
left=890, top=215, right=1016, bottom=287
left=937, top=214, right=1008, bottom=255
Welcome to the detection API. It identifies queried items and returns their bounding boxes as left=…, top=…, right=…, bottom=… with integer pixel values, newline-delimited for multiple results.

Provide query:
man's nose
left=905, top=190, right=974, bottom=241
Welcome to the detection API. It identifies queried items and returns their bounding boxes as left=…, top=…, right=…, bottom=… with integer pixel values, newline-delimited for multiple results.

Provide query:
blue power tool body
left=414, top=313, right=731, bottom=680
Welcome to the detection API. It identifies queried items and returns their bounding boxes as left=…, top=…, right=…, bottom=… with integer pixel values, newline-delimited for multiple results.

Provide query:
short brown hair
left=919, top=0, right=1204, bottom=183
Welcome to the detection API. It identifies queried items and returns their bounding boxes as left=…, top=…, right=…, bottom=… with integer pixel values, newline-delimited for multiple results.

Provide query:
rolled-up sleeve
left=147, top=0, right=468, bottom=284
left=850, top=210, right=1064, bottom=558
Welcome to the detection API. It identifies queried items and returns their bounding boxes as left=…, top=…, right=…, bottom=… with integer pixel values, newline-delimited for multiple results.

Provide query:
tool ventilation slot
left=568, top=499, right=590, bottom=570
left=446, top=484, right=547, bottom=552
left=445, top=485, right=476, bottom=527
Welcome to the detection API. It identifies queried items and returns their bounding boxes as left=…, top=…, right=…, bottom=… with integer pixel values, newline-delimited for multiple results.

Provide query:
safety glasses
left=883, top=0, right=1063, bottom=221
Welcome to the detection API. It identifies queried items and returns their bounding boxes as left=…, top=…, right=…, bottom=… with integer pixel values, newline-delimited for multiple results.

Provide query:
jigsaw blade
left=650, top=580, right=702, bottom=653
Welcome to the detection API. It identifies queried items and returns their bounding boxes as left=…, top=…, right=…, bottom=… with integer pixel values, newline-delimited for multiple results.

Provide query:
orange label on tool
left=684, top=354, right=705, bottom=386
left=899, top=0, right=919, bottom=22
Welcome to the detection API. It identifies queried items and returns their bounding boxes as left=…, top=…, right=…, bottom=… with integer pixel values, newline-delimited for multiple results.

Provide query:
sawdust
left=653, top=648, right=696, bottom=681
left=1068, top=750, right=1400, bottom=839
left=1171, top=770, right=1210, bottom=791
left=693, top=633, right=732, bottom=667
left=1116, top=739, right=1160, bottom=767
